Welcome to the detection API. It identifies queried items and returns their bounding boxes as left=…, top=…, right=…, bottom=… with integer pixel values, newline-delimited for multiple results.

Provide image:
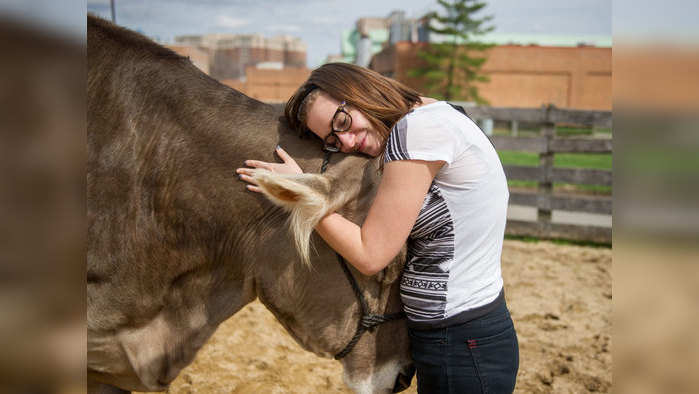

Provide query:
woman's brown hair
left=285, top=63, right=422, bottom=148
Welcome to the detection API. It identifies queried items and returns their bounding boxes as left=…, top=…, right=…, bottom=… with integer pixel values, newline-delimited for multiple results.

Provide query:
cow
left=87, top=15, right=413, bottom=394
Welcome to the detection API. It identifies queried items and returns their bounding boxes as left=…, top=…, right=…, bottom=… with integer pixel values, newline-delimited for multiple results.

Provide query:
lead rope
left=334, top=256, right=405, bottom=359
left=320, top=150, right=332, bottom=174
left=318, top=151, right=405, bottom=360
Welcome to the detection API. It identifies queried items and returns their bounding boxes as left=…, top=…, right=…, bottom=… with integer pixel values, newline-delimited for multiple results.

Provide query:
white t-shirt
left=384, top=101, right=509, bottom=328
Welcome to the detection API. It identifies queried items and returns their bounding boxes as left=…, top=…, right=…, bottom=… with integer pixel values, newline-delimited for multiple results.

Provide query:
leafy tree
left=409, top=0, right=495, bottom=103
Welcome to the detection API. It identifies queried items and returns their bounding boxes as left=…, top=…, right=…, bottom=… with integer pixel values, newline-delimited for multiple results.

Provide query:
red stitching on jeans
left=467, top=339, right=478, bottom=349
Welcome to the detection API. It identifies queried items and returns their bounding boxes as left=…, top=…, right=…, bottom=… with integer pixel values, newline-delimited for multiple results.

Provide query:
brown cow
left=87, top=15, right=412, bottom=394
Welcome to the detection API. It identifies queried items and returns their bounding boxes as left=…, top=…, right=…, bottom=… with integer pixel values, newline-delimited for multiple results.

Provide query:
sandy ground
left=145, top=239, right=611, bottom=393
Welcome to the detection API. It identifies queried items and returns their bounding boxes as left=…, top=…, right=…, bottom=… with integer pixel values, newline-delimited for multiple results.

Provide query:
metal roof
left=434, top=32, right=612, bottom=48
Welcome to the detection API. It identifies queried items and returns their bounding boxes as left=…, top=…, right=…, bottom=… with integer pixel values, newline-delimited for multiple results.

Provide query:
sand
left=143, top=239, right=611, bottom=393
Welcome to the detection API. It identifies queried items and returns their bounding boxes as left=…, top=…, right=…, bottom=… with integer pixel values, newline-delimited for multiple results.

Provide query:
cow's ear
left=252, top=170, right=332, bottom=266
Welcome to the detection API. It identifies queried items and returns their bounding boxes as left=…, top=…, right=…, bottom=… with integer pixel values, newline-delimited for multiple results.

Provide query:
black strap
left=318, top=150, right=405, bottom=360
left=320, top=150, right=332, bottom=174
left=333, top=254, right=404, bottom=360
left=447, top=102, right=469, bottom=117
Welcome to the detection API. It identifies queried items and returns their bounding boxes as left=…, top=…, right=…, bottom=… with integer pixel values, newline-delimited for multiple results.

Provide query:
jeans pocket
left=466, top=325, right=519, bottom=394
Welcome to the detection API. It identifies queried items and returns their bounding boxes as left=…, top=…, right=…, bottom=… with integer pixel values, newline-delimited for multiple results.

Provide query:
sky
left=2, top=1, right=698, bottom=60
left=85, top=0, right=611, bottom=68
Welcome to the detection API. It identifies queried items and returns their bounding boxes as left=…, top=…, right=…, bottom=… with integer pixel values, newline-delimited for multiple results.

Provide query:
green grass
left=555, top=153, right=612, bottom=169
left=503, top=234, right=541, bottom=243
left=498, top=151, right=612, bottom=170
left=504, top=234, right=612, bottom=248
left=557, top=126, right=612, bottom=137
left=498, top=150, right=612, bottom=194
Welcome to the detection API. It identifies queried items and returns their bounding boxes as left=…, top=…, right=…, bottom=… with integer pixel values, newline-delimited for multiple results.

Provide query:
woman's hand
left=236, top=145, right=303, bottom=193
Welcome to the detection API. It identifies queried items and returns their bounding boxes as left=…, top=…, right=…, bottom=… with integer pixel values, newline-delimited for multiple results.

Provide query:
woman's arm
left=237, top=147, right=444, bottom=276
left=316, top=159, right=443, bottom=276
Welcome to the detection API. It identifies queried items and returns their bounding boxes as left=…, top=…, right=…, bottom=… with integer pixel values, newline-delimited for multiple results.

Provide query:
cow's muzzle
left=392, top=364, right=415, bottom=393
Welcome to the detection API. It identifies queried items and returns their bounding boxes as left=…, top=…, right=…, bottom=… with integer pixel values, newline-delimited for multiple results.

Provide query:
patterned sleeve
left=384, top=117, right=411, bottom=163
left=383, top=114, right=460, bottom=165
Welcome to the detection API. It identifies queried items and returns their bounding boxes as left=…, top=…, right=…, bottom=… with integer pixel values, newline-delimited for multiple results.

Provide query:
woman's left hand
left=236, top=145, right=303, bottom=193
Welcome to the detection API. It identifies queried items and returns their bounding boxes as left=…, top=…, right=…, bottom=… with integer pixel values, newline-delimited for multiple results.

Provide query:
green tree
left=409, top=0, right=495, bottom=103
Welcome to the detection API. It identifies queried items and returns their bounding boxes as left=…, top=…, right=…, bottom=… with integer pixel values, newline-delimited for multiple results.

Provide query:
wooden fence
left=270, top=102, right=612, bottom=243
left=451, top=103, right=612, bottom=244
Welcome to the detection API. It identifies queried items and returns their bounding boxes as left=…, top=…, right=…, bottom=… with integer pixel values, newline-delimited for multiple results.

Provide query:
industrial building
left=172, top=33, right=306, bottom=80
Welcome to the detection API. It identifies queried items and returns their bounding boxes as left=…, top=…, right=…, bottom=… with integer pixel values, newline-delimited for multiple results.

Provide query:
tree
left=409, top=0, right=495, bottom=103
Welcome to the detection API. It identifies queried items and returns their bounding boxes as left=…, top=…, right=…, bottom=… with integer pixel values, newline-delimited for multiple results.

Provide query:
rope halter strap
left=319, top=149, right=405, bottom=360
left=333, top=255, right=405, bottom=360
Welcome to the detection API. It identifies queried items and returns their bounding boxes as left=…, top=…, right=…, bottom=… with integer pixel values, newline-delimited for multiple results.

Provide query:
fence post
left=538, top=106, right=555, bottom=233
left=479, top=118, right=494, bottom=135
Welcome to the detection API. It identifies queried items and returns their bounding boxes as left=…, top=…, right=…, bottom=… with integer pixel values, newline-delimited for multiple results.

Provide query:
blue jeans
left=408, top=302, right=519, bottom=393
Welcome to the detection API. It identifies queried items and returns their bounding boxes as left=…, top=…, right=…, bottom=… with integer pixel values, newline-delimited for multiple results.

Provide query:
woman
left=236, top=63, right=518, bottom=393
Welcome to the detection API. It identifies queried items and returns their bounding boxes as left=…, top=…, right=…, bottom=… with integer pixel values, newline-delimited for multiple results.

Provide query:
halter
left=318, top=151, right=405, bottom=360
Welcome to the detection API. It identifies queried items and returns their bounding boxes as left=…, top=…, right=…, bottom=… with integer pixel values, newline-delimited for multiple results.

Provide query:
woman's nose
left=337, top=132, right=356, bottom=152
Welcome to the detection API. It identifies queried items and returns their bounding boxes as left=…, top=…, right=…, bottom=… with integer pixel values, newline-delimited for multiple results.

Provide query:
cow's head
left=250, top=155, right=413, bottom=393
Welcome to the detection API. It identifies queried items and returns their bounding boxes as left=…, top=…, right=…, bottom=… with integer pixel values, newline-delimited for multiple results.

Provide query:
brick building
left=173, top=33, right=306, bottom=80
left=370, top=42, right=611, bottom=110
left=333, top=10, right=611, bottom=110
left=222, top=66, right=311, bottom=103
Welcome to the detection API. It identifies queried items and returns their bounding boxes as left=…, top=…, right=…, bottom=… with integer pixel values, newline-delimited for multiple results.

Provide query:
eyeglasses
left=322, top=101, right=352, bottom=153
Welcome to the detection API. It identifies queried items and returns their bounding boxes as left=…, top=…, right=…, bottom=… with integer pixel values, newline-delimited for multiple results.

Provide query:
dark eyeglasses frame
left=322, top=101, right=352, bottom=153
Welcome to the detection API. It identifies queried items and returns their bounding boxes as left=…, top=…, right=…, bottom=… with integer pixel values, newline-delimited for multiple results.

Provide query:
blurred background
left=0, top=1, right=85, bottom=393
left=613, top=1, right=699, bottom=393
left=87, top=0, right=611, bottom=106
left=0, top=0, right=697, bottom=392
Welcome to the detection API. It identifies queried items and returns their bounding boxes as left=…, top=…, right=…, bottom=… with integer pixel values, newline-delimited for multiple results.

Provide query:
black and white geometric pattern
left=401, top=182, right=454, bottom=321
left=385, top=119, right=456, bottom=322
left=384, top=117, right=410, bottom=162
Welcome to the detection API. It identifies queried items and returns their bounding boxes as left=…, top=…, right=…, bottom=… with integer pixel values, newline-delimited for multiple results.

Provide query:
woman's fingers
left=234, top=169, right=262, bottom=193
left=237, top=145, right=302, bottom=186
left=274, top=145, right=303, bottom=174
left=244, top=159, right=271, bottom=169
left=235, top=167, right=255, bottom=176
left=237, top=173, right=258, bottom=185
left=275, top=145, right=292, bottom=163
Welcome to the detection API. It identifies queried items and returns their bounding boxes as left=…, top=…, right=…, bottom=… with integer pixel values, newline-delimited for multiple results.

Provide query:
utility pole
left=110, top=0, right=116, bottom=23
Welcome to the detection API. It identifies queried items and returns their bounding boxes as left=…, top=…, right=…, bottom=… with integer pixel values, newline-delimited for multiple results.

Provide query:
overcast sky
left=85, top=0, right=613, bottom=67
left=85, top=0, right=612, bottom=67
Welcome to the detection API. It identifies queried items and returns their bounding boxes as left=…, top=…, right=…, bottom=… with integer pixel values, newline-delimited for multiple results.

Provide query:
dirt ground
left=147, top=239, right=611, bottom=393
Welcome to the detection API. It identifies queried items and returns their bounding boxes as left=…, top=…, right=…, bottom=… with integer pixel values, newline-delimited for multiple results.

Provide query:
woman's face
left=305, top=91, right=383, bottom=157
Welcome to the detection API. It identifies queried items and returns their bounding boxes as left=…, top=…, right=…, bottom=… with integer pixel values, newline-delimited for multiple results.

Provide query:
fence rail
left=490, top=136, right=613, bottom=153
left=452, top=103, right=612, bottom=244
left=501, top=166, right=612, bottom=186
left=457, top=105, right=613, bottom=128
left=508, top=191, right=612, bottom=215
